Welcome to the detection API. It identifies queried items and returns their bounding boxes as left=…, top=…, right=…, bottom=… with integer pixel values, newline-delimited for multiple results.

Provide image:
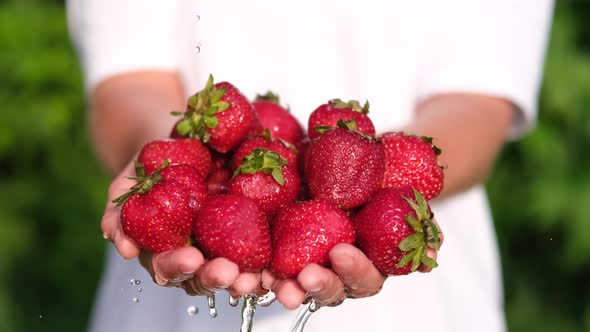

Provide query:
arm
left=266, top=93, right=512, bottom=308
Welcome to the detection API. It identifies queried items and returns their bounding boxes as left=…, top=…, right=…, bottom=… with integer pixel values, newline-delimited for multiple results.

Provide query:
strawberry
left=270, top=199, right=355, bottom=278
left=113, top=161, right=207, bottom=253
left=252, top=91, right=304, bottom=146
left=138, top=139, right=212, bottom=177
left=304, top=120, right=385, bottom=209
left=229, top=149, right=300, bottom=216
left=193, top=194, right=271, bottom=272
left=205, top=150, right=232, bottom=196
left=230, top=129, right=297, bottom=171
left=171, top=75, right=257, bottom=153
left=308, top=99, right=375, bottom=140
left=380, top=132, right=444, bottom=201
left=352, top=187, right=441, bottom=275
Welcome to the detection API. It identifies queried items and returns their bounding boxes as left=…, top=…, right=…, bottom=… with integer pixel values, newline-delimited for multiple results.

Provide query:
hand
left=261, top=223, right=443, bottom=310
left=101, top=161, right=261, bottom=297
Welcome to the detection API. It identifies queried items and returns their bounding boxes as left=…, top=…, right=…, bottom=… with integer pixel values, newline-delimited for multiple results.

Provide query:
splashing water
left=195, top=44, right=202, bottom=53
left=289, top=300, right=319, bottom=332
left=207, top=295, right=217, bottom=318
left=240, top=295, right=257, bottom=332
left=229, top=295, right=240, bottom=307
left=132, top=297, right=140, bottom=304
left=187, top=305, right=199, bottom=316
left=257, top=291, right=277, bottom=307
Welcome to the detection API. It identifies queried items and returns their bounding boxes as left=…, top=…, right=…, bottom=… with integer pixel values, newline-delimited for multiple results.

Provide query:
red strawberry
left=270, top=199, right=355, bottom=278
left=252, top=91, right=304, bottom=146
left=230, top=129, right=298, bottom=171
left=353, top=187, right=441, bottom=275
left=193, top=194, right=271, bottom=272
left=206, top=167, right=231, bottom=196
left=229, top=149, right=300, bottom=216
left=138, top=139, right=212, bottom=177
left=305, top=120, right=385, bottom=209
left=380, top=132, right=444, bottom=201
left=308, top=99, right=375, bottom=140
left=171, top=75, right=256, bottom=153
left=113, top=162, right=207, bottom=253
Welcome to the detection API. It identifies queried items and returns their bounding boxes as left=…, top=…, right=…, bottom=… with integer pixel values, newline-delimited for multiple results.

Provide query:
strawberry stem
left=255, top=91, right=281, bottom=104
left=233, top=149, right=288, bottom=185
left=112, top=160, right=170, bottom=207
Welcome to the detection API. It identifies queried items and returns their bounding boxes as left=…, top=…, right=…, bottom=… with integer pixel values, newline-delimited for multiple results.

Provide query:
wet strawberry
left=138, top=139, right=212, bottom=177
left=171, top=74, right=256, bottom=153
left=193, top=194, right=271, bottom=272
left=305, top=120, right=385, bottom=209
left=230, top=149, right=300, bottom=216
left=308, top=99, right=375, bottom=140
left=353, top=187, right=441, bottom=275
left=270, top=199, right=355, bottom=278
left=113, top=162, right=207, bottom=253
left=230, top=129, right=297, bottom=171
left=380, top=132, right=444, bottom=201
left=252, top=91, right=304, bottom=146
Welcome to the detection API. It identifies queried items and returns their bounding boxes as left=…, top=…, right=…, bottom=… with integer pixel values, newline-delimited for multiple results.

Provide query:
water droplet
left=196, top=14, right=200, bottom=21
left=309, top=300, right=320, bottom=312
left=102, top=232, right=109, bottom=240
left=137, top=288, right=142, bottom=293
left=130, top=279, right=136, bottom=285
left=189, top=197, right=199, bottom=208
left=195, top=44, right=201, bottom=53
left=229, top=296, right=240, bottom=307
left=550, top=238, right=553, bottom=241
left=257, top=291, right=277, bottom=307
left=207, top=295, right=217, bottom=318
left=187, top=305, right=199, bottom=316
left=39, top=315, right=43, bottom=319
left=134, top=279, right=141, bottom=285
left=132, top=297, right=139, bottom=303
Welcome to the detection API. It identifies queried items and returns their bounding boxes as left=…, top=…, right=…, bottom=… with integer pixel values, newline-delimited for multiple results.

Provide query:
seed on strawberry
left=380, top=132, right=444, bottom=201
left=171, top=74, right=257, bottom=153
left=193, top=194, right=271, bottom=272
left=138, top=139, right=212, bottom=178
left=270, top=199, right=355, bottom=278
left=352, top=187, right=441, bottom=275
left=252, top=91, right=304, bottom=146
left=230, top=149, right=300, bottom=217
left=308, top=99, right=375, bottom=140
left=113, top=161, right=207, bottom=253
left=305, top=120, right=385, bottom=209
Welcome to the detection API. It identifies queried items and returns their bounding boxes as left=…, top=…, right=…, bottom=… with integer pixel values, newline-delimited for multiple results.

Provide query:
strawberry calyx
left=233, top=148, right=288, bottom=185
left=255, top=91, right=281, bottom=104
left=329, top=98, right=370, bottom=114
left=172, top=74, right=231, bottom=142
left=315, top=119, right=378, bottom=142
left=261, top=129, right=298, bottom=154
left=112, top=160, right=170, bottom=207
left=402, top=131, right=442, bottom=157
left=396, top=188, right=441, bottom=272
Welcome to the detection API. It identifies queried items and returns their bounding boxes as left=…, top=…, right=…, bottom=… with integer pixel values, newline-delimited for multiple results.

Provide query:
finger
left=151, top=247, right=205, bottom=286
left=329, top=243, right=386, bottom=298
left=272, top=278, right=306, bottom=310
left=261, top=268, right=277, bottom=291
left=227, top=272, right=262, bottom=297
left=419, top=219, right=443, bottom=273
left=187, top=257, right=240, bottom=295
left=297, top=264, right=346, bottom=307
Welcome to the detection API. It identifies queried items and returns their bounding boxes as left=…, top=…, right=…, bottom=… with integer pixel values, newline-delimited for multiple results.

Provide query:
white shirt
left=67, top=1, right=553, bottom=331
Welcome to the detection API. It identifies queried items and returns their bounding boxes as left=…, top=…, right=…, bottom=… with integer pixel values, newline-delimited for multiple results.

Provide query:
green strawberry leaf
left=314, top=125, right=333, bottom=134
left=176, top=119, right=193, bottom=136
left=271, top=168, right=285, bottom=185
left=420, top=254, right=438, bottom=268
left=170, top=111, right=183, bottom=116
left=396, top=250, right=417, bottom=269
left=405, top=215, right=422, bottom=233
left=204, top=115, right=218, bottom=129
left=411, top=246, right=424, bottom=272
left=215, top=101, right=231, bottom=112
left=399, top=233, right=423, bottom=252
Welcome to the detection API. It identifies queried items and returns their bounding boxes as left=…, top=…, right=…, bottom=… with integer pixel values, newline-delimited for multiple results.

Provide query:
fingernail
left=171, top=275, right=192, bottom=283
left=180, top=265, right=196, bottom=275
left=335, top=252, right=355, bottom=270
left=155, top=274, right=169, bottom=286
left=307, top=281, right=323, bottom=293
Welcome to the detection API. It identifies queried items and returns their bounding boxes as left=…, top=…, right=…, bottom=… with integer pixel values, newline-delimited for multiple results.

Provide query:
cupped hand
left=101, top=161, right=261, bottom=297
left=262, top=225, right=443, bottom=310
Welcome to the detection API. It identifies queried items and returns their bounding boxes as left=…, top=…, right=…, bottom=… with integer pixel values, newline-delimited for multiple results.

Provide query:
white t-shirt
left=67, top=1, right=553, bottom=331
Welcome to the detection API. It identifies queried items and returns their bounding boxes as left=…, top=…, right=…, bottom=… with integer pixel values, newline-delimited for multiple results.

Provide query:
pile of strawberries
left=114, top=75, right=443, bottom=280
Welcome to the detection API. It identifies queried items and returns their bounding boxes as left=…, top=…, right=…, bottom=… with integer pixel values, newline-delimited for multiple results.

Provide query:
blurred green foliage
left=0, top=0, right=588, bottom=331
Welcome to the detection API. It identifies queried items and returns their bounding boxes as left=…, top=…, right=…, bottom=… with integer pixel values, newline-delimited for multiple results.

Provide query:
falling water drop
left=129, top=279, right=136, bottom=285
left=137, top=288, right=142, bottom=293
left=207, top=295, right=217, bottom=318
left=229, top=296, right=240, bottom=307
left=289, top=300, right=319, bottom=332
left=187, top=305, right=199, bottom=316
left=195, top=44, right=202, bottom=53
left=257, top=291, right=277, bottom=307
left=134, top=279, right=142, bottom=285
left=132, top=297, right=140, bottom=303
left=196, top=14, right=200, bottom=21
left=39, top=315, right=43, bottom=319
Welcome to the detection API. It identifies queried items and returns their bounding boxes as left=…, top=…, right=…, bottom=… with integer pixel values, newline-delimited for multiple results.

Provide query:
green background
left=0, top=0, right=588, bottom=331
